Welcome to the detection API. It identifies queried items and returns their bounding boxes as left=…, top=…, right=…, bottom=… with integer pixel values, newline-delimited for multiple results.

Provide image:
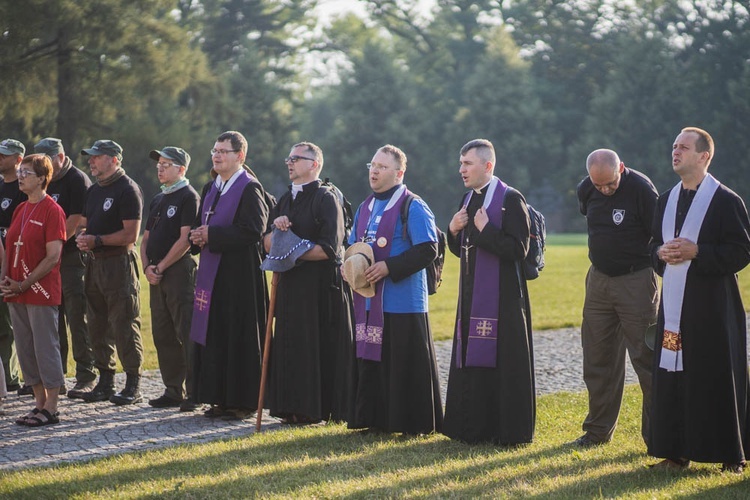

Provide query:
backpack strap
left=400, top=192, right=417, bottom=242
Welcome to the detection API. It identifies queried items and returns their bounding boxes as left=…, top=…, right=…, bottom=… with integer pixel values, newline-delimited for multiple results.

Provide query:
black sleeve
left=691, top=190, right=750, bottom=276
left=313, top=189, right=344, bottom=261
left=386, top=241, right=438, bottom=283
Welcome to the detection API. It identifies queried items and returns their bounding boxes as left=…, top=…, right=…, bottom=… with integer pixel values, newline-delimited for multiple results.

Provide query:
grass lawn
left=2, top=386, right=749, bottom=498
left=103, top=233, right=750, bottom=371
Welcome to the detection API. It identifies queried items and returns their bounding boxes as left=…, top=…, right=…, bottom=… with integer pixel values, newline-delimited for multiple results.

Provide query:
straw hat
left=343, top=242, right=375, bottom=298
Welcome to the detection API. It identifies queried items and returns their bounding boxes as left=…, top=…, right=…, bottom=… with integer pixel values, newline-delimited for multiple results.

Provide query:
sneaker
left=570, top=434, right=608, bottom=448
left=68, top=380, right=97, bottom=399
left=17, top=385, right=34, bottom=396
left=148, top=394, right=182, bottom=408
left=179, top=399, right=200, bottom=412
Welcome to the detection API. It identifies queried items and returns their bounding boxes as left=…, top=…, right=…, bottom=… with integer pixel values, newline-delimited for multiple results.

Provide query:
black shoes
left=179, top=399, right=200, bottom=412
left=571, top=434, right=609, bottom=448
left=68, top=380, right=97, bottom=399
left=17, top=385, right=33, bottom=396
left=110, top=374, right=142, bottom=406
left=82, top=373, right=116, bottom=403
left=148, top=394, right=182, bottom=408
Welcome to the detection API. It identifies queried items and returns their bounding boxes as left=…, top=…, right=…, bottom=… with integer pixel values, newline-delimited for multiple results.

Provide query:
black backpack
left=401, top=193, right=446, bottom=295
left=524, top=204, right=546, bottom=279
left=502, top=187, right=546, bottom=280
left=313, top=177, right=354, bottom=248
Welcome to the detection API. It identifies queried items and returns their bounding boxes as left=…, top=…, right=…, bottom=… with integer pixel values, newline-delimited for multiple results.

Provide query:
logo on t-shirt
left=50, top=193, right=60, bottom=202
left=103, top=198, right=114, bottom=211
left=612, top=209, right=625, bottom=225
left=1, top=198, right=10, bottom=210
left=167, top=205, right=177, bottom=218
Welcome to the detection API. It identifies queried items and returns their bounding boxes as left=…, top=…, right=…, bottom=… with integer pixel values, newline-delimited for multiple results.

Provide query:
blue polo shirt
left=350, top=195, right=437, bottom=313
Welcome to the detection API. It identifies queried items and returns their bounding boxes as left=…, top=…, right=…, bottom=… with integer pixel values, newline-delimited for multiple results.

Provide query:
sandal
left=25, top=408, right=60, bottom=427
left=15, top=408, right=40, bottom=426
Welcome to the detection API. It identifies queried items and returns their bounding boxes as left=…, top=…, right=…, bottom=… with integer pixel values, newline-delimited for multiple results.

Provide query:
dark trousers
left=150, top=255, right=196, bottom=400
left=58, top=249, right=96, bottom=383
left=0, top=300, right=19, bottom=389
left=85, top=250, right=143, bottom=375
left=581, top=266, right=658, bottom=445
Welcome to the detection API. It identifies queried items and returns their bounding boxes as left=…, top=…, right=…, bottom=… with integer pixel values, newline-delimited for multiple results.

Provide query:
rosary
left=13, top=202, right=42, bottom=268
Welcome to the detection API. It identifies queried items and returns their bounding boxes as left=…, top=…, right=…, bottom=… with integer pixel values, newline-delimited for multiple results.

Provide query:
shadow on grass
left=8, top=425, right=742, bottom=498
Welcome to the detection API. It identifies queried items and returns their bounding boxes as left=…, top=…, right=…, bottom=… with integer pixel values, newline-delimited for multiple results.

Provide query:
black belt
left=91, top=246, right=130, bottom=259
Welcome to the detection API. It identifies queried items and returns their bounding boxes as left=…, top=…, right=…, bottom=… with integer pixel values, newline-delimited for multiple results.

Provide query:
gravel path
left=1, top=326, right=747, bottom=472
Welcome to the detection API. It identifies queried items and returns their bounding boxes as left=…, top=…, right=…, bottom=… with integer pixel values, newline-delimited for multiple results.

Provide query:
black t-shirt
left=83, top=174, right=143, bottom=240
left=577, top=167, right=658, bottom=276
left=0, top=178, right=27, bottom=244
left=145, top=184, right=200, bottom=263
left=47, top=161, right=92, bottom=250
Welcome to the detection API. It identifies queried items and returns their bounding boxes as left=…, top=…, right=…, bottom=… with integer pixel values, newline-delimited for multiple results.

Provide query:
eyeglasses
left=155, top=161, right=180, bottom=170
left=17, top=169, right=37, bottom=178
left=210, top=148, right=240, bottom=156
left=366, top=163, right=392, bottom=172
left=285, top=155, right=316, bottom=164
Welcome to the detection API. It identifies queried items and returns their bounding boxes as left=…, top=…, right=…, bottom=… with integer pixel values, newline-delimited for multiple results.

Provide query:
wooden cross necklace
left=14, top=201, right=42, bottom=268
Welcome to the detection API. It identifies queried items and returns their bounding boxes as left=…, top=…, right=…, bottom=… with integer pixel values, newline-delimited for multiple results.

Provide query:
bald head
left=586, top=149, right=624, bottom=196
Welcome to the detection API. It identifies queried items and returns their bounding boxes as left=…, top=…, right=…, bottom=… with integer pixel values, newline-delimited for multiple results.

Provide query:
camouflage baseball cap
left=0, top=138, right=26, bottom=156
left=149, top=146, right=191, bottom=168
left=34, top=137, right=64, bottom=156
left=81, top=139, right=123, bottom=160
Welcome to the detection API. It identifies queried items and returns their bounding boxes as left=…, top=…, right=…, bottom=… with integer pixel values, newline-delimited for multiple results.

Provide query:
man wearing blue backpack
left=574, top=148, right=658, bottom=448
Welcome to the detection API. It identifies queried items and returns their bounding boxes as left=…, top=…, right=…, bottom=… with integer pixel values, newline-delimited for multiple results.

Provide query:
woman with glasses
left=0, top=154, right=67, bottom=426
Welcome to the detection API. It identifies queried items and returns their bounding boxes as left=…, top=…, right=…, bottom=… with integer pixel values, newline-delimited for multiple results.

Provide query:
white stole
left=660, top=173, right=720, bottom=372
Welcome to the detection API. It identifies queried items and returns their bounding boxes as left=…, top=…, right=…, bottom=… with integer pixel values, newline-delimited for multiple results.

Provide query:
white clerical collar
left=474, top=179, right=492, bottom=194
left=291, top=180, right=315, bottom=199
left=215, top=168, right=245, bottom=194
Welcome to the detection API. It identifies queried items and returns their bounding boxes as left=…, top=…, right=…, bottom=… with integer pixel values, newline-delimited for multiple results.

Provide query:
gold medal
left=377, top=237, right=388, bottom=248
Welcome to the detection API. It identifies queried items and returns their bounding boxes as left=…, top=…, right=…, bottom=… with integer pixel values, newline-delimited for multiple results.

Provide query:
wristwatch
left=94, top=235, right=103, bottom=248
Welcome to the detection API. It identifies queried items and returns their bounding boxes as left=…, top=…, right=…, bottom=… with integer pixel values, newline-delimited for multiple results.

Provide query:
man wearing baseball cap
left=0, top=138, right=26, bottom=394
left=141, top=146, right=200, bottom=411
left=34, top=138, right=96, bottom=399
left=75, top=139, right=144, bottom=406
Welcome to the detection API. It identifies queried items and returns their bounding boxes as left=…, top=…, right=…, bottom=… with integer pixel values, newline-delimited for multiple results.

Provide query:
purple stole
left=353, top=186, right=409, bottom=361
left=190, top=171, right=253, bottom=346
left=456, top=177, right=507, bottom=368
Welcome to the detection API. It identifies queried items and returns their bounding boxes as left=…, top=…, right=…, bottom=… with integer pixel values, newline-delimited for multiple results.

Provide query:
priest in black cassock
left=188, top=131, right=270, bottom=420
left=649, top=127, right=750, bottom=473
left=443, top=138, right=535, bottom=445
left=262, top=142, right=353, bottom=424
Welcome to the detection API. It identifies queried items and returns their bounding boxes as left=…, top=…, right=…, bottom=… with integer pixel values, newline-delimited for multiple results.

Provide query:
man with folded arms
left=141, top=146, right=199, bottom=411
left=76, top=140, right=144, bottom=406
left=34, top=137, right=95, bottom=399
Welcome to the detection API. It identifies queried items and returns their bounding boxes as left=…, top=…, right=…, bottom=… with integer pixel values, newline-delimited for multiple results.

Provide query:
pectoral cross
left=13, top=236, right=22, bottom=268
left=204, top=209, right=215, bottom=225
left=462, top=243, right=474, bottom=274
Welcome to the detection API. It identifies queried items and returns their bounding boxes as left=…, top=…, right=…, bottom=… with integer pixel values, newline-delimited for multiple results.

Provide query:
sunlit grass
left=1, top=387, right=748, bottom=498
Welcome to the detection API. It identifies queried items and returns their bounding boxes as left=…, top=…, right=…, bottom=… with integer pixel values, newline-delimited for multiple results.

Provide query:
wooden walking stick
left=256, top=271, right=279, bottom=432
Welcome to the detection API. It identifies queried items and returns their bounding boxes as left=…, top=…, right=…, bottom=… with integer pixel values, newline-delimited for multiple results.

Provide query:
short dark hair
left=293, top=142, right=324, bottom=168
left=21, top=153, right=53, bottom=190
left=460, top=139, right=496, bottom=165
left=217, top=131, right=248, bottom=156
left=681, top=126, right=714, bottom=161
left=377, top=144, right=407, bottom=170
